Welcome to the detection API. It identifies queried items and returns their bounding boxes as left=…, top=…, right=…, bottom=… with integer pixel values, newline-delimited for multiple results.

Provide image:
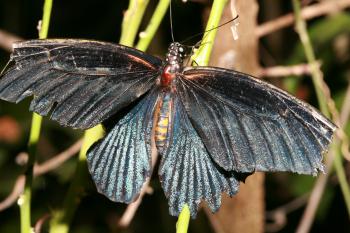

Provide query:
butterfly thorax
left=161, top=42, right=186, bottom=87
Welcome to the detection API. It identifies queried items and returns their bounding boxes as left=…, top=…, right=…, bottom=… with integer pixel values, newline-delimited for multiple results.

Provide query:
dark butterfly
left=0, top=39, right=336, bottom=217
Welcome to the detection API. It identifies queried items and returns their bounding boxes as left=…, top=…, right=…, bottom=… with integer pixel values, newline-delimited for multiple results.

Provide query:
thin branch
left=0, top=29, right=22, bottom=52
left=118, top=140, right=158, bottom=228
left=291, top=1, right=350, bottom=232
left=0, top=140, right=81, bottom=212
left=117, top=181, right=153, bottom=228
left=340, top=82, right=350, bottom=125
left=49, top=128, right=103, bottom=233
left=0, top=175, right=25, bottom=211
left=256, top=0, right=350, bottom=38
left=266, top=194, right=309, bottom=233
left=258, top=63, right=318, bottom=78
left=203, top=206, right=227, bottom=233
left=296, top=80, right=350, bottom=232
left=34, top=140, right=82, bottom=175
left=34, top=213, right=51, bottom=233
left=19, top=1, right=53, bottom=232
left=296, top=153, right=335, bottom=233
left=119, top=0, right=150, bottom=46
left=136, top=0, right=170, bottom=51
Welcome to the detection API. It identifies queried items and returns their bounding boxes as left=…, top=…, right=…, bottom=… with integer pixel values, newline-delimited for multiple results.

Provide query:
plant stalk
left=136, top=0, right=170, bottom=51
left=19, top=0, right=53, bottom=232
left=292, top=0, right=350, bottom=225
left=120, top=0, right=150, bottom=46
left=177, top=0, right=228, bottom=232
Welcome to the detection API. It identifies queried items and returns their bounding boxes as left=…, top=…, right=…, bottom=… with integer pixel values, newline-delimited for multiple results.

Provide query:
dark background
left=0, top=0, right=349, bottom=232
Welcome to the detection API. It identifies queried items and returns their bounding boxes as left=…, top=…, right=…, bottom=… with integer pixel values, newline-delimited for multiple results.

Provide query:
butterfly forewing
left=0, top=39, right=162, bottom=129
left=177, top=67, right=336, bottom=174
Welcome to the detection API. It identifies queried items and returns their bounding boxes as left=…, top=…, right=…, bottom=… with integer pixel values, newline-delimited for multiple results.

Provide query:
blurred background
left=0, top=0, right=349, bottom=232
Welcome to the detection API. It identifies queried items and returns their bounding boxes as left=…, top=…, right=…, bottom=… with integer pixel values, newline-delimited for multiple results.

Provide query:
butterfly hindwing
left=0, top=39, right=162, bottom=129
left=87, top=91, right=159, bottom=203
left=177, top=67, right=336, bottom=175
left=158, top=95, right=240, bottom=217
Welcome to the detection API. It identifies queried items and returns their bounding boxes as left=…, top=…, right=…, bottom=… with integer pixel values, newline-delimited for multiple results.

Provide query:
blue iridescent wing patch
left=0, top=39, right=161, bottom=129
left=87, top=91, right=159, bottom=203
left=178, top=67, right=337, bottom=175
left=159, top=95, right=240, bottom=217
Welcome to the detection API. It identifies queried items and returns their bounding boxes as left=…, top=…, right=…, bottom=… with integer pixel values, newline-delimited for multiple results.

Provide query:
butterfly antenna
left=169, top=0, right=175, bottom=42
left=0, top=58, right=12, bottom=76
left=180, top=14, right=239, bottom=45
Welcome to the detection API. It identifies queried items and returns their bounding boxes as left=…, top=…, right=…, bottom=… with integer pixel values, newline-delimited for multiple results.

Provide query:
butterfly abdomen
left=155, top=92, right=172, bottom=154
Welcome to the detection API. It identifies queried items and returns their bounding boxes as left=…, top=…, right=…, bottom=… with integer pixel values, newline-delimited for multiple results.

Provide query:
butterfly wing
left=0, top=39, right=162, bottom=129
left=159, top=95, right=239, bottom=217
left=87, top=90, right=159, bottom=203
left=177, top=67, right=336, bottom=175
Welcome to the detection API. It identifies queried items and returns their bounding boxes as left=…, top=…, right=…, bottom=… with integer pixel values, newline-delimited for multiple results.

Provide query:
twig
left=256, top=0, right=350, bottom=37
left=296, top=81, right=350, bottom=232
left=117, top=183, right=153, bottom=228
left=49, top=127, right=103, bottom=233
left=0, top=175, right=25, bottom=211
left=340, top=82, right=350, bottom=127
left=178, top=0, right=229, bottom=231
left=266, top=194, right=309, bottom=233
left=34, top=213, right=51, bottom=233
left=136, top=0, right=170, bottom=51
left=191, top=0, right=229, bottom=66
left=119, top=0, right=150, bottom=46
left=0, top=140, right=81, bottom=212
left=118, top=144, right=158, bottom=228
left=34, top=140, right=82, bottom=175
left=296, top=153, right=335, bottom=233
left=258, top=63, right=318, bottom=78
left=203, top=207, right=227, bottom=233
left=0, top=29, right=22, bottom=52
left=339, top=83, right=350, bottom=161
left=292, top=1, right=350, bottom=232
left=19, top=0, right=53, bottom=232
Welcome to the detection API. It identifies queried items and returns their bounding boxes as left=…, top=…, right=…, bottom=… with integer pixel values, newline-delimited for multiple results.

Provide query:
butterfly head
left=165, top=42, right=191, bottom=66
left=161, top=42, right=190, bottom=87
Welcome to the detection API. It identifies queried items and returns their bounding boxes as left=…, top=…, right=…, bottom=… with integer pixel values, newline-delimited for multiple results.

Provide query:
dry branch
left=258, top=63, right=317, bottom=78
left=256, top=0, right=350, bottom=37
left=265, top=194, right=309, bottom=232
left=0, top=140, right=82, bottom=212
left=0, top=29, right=21, bottom=52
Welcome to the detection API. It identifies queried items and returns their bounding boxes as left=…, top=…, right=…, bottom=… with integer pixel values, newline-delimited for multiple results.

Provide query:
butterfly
left=0, top=39, right=336, bottom=217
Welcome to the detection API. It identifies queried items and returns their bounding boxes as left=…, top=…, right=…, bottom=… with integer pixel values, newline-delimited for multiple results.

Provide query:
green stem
left=20, top=1, right=53, bottom=232
left=333, top=145, right=350, bottom=212
left=119, top=0, right=150, bottom=46
left=192, top=0, right=228, bottom=66
left=39, top=0, right=53, bottom=39
left=20, top=114, right=42, bottom=233
left=292, top=0, right=329, bottom=117
left=136, top=0, right=170, bottom=51
left=177, top=1, right=228, bottom=232
left=292, top=0, right=350, bottom=217
left=49, top=126, right=104, bottom=233
left=176, top=205, right=190, bottom=233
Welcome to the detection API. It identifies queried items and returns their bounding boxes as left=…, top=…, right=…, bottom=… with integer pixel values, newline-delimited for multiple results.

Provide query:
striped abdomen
left=155, top=92, right=172, bottom=154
